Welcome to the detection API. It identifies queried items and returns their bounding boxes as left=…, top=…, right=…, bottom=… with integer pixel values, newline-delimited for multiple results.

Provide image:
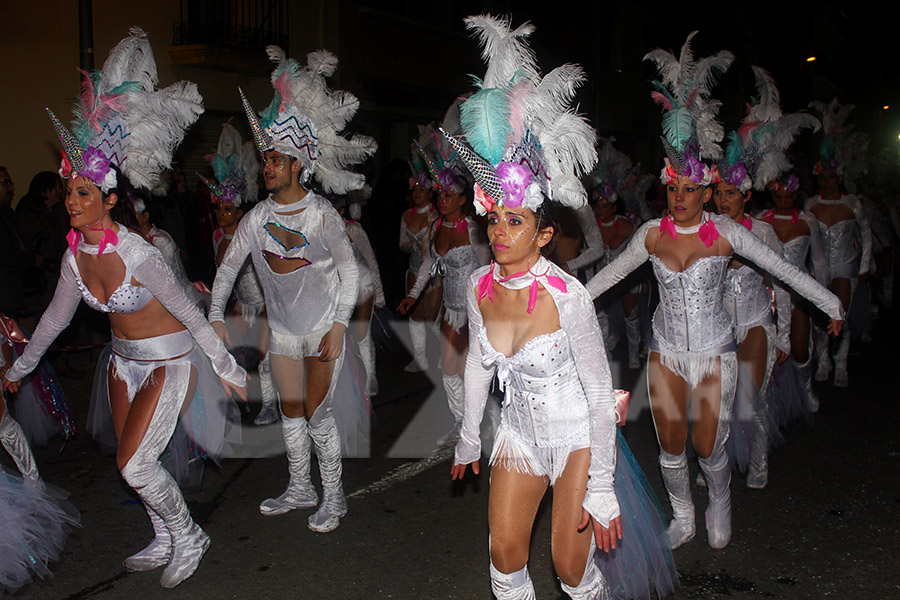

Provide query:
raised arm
left=723, top=218, right=843, bottom=321
left=134, top=251, right=246, bottom=388
left=584, top=220, right=652, bottom=300
left=209, top=216, right=253, bottom=324
left=563, top=284, right=619, bottom=527
left=453, top=273, right=495, bottom=467
left=567, top=205, right=607, bottom=272
left=3, top=256, right=82, bottom=382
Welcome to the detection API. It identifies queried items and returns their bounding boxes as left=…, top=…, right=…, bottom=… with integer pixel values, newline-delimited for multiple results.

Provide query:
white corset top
left=820, top=219, right=857, bottom=267
left=781, top=235, right=811, bottom=270
left=649, top=255, right=734, bottom=354
left=724, top=265, right=772, bottom=329
left=478, top=327, right=590, bottom=448
left=432, top=244, right=481, bottom=312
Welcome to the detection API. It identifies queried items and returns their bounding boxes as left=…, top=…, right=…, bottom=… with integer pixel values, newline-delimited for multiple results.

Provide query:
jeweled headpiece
left=645, top=32, right=733, bottom=187
left=441, top=15, right=597, bottom=215
left=199, top=123, right=259, bottom=207
left=717, top=67, right=819, bottom=193
left=240, top=47, right=377, bottom=194
left=49, top=27, right=203, bottom=193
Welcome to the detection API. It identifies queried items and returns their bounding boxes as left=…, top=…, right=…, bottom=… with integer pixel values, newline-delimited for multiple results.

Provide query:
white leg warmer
left=796, top=356, right=819, bottom=413
left=490, top=562, right=536, bottom=600
left=358, top=332, right=378, bottom=396
left=258, top=413, right=317, bottom=515
left=405, top=319, right=429, bottom=372
left=124, top=503, right=172, bottom=572
left=0, top=410, right=41, bottom=487
left=254, top=353, right=279, bottom=426
left=437, top=374, right=464, bottom=447
left=119, top=361, right=209, bottom=588
left=307, top=401, right=346, bottom=533
left=658, top=450, right=695, bottom=549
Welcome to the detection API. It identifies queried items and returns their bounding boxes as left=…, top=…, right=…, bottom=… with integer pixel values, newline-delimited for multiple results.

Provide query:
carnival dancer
left=400, top=125, right=441, bottom=372
left=587, top=33, right=844, bottom=550
left=397, top=115, right=490, bottom=448
left=211, top=47, right=374, bottom=531
left=447, top=16, right=677, bottom=599
left=585, top=138, right=643, bottom=368
left=201, top=123, right=276, bottom=425
left=761, top=174, right=828, bottom=416
left=806, top=99, right=873, bottom=388
left=1, top=28, right=247, bottom=587
left=711, top=66, right=822, bottom=488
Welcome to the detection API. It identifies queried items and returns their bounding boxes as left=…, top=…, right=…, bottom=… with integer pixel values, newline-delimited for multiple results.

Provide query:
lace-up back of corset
left=478, top=327, right=589, bottom=447
left=649, top=255, right=733, bottom=353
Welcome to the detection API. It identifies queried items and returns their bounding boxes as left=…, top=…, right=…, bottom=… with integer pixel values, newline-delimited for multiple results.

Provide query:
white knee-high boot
left=254, top=353, right=279, bottom=425
left=358, top=332, right=378, bottom=395
left=119, top=363, right=208, bottom=588
left=813, top=324, right=832, bottom=381
left=0, top=410, right=41, bottom=487
left=490, top=562, right=536, bottom=600
left=659, top=450, right=695, bottom=549
left=124, top=503, right=172, bottom=572
left=559, top=544, right=607, bottom=600
left=625, top=306, right=641, bottom=369
left=405, top=319, right=429, bottom=372
left=307, top=402, right=346, bottom=533
left=259, top=412, right=317, bottom=515
left=833, top=327, right=851, bottom=388
left=438, top=373, right=464, bottom=447
left=796, top=356, right=819, bottom=412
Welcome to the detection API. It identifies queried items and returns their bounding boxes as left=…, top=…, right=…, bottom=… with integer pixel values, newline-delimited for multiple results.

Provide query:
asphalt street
left=4, top=309, right=899, bottom=600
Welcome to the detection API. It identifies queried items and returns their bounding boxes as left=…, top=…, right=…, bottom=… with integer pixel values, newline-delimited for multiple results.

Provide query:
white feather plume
left=464, top=15, right=538, bottom=89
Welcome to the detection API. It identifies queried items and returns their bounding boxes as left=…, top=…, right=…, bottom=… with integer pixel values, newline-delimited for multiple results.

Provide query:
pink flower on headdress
left=783, top=173, right=799, bottom=192
left=496, top=162, right=533, bottom=208
left=436, top=168, right=460, bottom=193
left=473, top=184, right=495, bottom=216
left=79, top=147, right=112, bottom=185
left=59, top=153, right=73, bottom=178
left=725, top=163, right=747, bottom=187
left=219, top=186, right=238, bottom=205
left=684, top=155, right=711, bottom=186
left=660, top=159, right=678, bottom=184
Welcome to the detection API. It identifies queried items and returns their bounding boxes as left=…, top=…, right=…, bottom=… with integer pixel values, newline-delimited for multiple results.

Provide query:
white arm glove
left=209, top=217, right=253, bottom=324
left=5, top=256, right=82, bottom=382
left=723, top=218, right=844, bottom=321
left=564, top=283, right=619, bottom=527
left=134, top=252, right=247, bottom=388
left=321, top=209, right=359, bottom=327
left=453, top=273, right=494, bottom=466
left=567, top=205, right=607, bottom=272
left=584, top=221, right=652, bottom=300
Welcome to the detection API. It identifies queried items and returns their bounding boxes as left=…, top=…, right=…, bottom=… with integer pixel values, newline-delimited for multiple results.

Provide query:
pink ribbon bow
left=739, top=215, right=753, bottom=230
left=478, top=261, right=568, bottom=313
left=66, top=228, right=81, bottom=254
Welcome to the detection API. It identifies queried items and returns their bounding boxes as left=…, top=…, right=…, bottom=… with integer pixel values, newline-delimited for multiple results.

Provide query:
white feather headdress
left=808, top=98, right=867, bottom=190
left=48, top=27, right=204, bottom=192
left=718, top=66, right=820, bottom=192
left=644, top=31, right=733, bottom=185
left=240, top=47, right=377, bottom=194
left=441, top=14, right=597, bottom=213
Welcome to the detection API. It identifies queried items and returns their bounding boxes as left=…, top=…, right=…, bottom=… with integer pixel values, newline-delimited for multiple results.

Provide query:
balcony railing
left=172, top=0, right=289, bottom=53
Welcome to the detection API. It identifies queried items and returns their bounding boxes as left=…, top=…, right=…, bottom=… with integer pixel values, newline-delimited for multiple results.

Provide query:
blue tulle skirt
left=596, top=429, right=678, bottom=599
left=0, top=467, right=79, bottom=595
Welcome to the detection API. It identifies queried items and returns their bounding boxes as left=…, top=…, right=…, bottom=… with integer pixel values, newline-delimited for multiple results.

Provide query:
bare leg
left=488, top=464, right=547, bottom=599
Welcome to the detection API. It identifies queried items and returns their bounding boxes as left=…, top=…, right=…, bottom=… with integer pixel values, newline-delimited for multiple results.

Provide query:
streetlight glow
left=806, top=56, right=816, bottom=62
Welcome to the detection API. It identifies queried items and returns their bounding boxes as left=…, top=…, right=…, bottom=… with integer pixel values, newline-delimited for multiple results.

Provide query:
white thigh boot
left=405, top=319, right=429, bottom=372
left=358, top=332, right=378, bottom=396
left=813, top=324, right=832, bottom=381
left=124, top=503, right=172, bottom=572
left=259, top=413, right=318, bottom=515
left=659, top=450, right=695, bottom=549
left=0, top=410, right=41, bottom=487
left=833, top=327, right=851, bottom=388
left=490, top=562, right=536, bottom=600
left=254, top=353, right=279, bottom=426
left=625, top=307, right=641, bottom=369
left=698, top=445, right=732, bottom=550
left=796, top=356, right=819, bottom=412
left=438, top=374, right=464, bottom=447
left=307, top=403, right=347, bottom=533
left=746, top=406, right=769, bottom=489
left=119, top=363, right=208, bottom=588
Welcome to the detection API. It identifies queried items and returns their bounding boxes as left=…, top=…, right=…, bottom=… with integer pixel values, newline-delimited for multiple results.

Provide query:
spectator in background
left=16, top=171, right=68, bottom=313
left=0, top=166, right=42, bottom=317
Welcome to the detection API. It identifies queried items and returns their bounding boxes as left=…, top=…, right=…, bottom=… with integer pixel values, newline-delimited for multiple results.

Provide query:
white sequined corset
left=724, top=265, right=772, bottom=330
left=650, top=255, right=734, bottom=354
left=479, top=328, right=590, bottom=448
left=781, top=236, right=811, bottom=270
left=820, top=219, right=859, bottom=279
left=432, top=245, right=481, bottom=313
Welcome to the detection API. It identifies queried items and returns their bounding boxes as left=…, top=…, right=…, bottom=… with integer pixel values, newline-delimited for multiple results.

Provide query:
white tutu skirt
left=597, top=429, right=678, bottom=600
left=7, top=341, right=76, bottom=447
left=332, top=335, right=372, bottom=458
left=87, top=342, right=242, bottom=486
left=0, top=467, right=79, bottom=595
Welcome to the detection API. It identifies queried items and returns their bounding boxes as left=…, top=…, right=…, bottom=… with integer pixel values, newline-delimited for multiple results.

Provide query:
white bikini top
left=69, top=228, right=154, bottom=314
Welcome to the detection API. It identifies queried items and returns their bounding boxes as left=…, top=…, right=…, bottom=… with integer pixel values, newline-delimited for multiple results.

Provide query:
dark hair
left=102, top=165, right=141, bottom=231
left=534, top=198, right=559, bottom=255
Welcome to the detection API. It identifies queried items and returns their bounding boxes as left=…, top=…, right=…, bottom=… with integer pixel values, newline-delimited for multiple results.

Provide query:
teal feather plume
left=724, top=131, right=742, bottom=165
left=660, top=105, right=693, bottom=153
left=460, top=87, right=511, bottom=165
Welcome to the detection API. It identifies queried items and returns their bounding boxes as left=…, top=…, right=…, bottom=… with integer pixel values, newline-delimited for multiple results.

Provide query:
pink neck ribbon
left=436, top=216, right=468, bottom=235
left=66, top=226, right=119, bottom=255
left=477, top=260, right=568, bottom=314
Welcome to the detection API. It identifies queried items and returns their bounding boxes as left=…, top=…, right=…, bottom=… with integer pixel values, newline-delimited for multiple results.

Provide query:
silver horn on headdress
left=197, top=173, right=224, bottom=201
left=239, top=87, right=273, bottom=156
left=440, top=127, right=506, bottom=204
left=414, top=140, right=441, bottom=183
left=47, top=108, right=86, bottom=172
